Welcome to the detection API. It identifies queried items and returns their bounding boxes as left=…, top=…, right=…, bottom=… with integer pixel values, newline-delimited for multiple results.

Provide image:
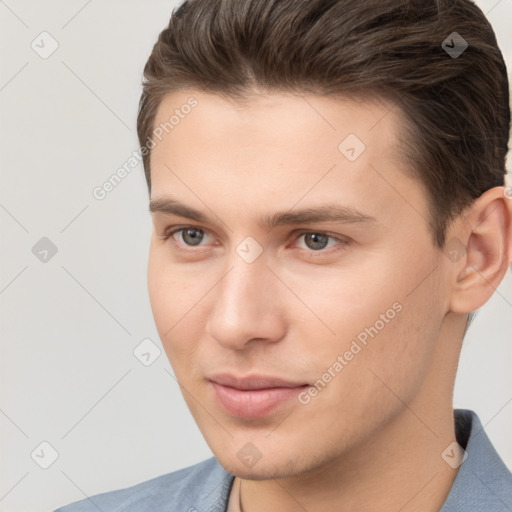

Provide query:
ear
left=447, top=186, right=512, bottom=315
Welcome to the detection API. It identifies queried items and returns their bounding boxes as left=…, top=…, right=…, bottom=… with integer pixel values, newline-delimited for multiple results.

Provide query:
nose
left=205, top=253, right=286, bottom=350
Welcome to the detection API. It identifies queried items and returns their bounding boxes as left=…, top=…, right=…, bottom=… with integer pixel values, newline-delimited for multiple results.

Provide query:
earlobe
left=448, top=186, right=512, bottom=314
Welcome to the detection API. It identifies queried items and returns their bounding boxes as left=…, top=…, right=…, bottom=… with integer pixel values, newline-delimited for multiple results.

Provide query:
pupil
left=305, top=233, right=328, bottom=250
left=183, top=228, right=203, bottom=246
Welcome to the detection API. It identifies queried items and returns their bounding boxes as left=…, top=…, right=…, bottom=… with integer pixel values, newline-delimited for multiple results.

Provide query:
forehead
left=152, top=89, right=405, bottom=154
left=149, top=89, right=427, bottom=232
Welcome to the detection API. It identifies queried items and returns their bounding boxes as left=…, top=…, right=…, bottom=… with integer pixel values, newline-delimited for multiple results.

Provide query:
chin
left=215, top=449, right=309, bottom=480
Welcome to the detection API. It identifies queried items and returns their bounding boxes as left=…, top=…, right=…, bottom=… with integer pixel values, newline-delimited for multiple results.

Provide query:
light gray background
left=1, top=1, right=511, bottom=511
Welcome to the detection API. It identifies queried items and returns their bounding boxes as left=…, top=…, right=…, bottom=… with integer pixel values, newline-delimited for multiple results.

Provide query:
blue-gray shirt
left=54, top=409, right=512, bottom=511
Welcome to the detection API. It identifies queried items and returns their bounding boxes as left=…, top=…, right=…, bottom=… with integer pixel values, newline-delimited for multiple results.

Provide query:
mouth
left=208, top=373, right=309, bottom=418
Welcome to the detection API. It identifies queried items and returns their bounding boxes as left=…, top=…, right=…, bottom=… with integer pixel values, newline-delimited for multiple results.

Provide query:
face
left=147, top=89, right=451, bottom=479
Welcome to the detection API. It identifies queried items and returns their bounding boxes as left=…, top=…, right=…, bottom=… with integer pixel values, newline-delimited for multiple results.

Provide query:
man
left=55, top=0, right=512, bottom=510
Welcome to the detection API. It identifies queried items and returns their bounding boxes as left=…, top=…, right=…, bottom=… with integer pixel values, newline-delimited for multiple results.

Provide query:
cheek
left=147, top=244, right=212, bottom=373
left=279, top=258, right=406, bottom=358
left=296, top=248, right=442, bottom=391
left=294, top=291, right=440, bottom=448
left=147, top=247, right=173, bottom=329
left=147, top=242, right=196, bottom=326
left=148, top=246, right=185, bottom=360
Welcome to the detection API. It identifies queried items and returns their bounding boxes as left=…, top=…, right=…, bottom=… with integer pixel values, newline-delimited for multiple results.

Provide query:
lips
left=209, top=373, right=308, bottom=390
left=208, top=373, right=309, bottom=418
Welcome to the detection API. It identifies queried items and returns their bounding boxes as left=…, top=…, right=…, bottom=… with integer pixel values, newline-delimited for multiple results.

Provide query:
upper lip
left=209, top=373, right=308, bottom=390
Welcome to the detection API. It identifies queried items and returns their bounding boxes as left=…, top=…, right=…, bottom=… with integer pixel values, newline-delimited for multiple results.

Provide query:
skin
left=147, top=89, right=512, bottom=512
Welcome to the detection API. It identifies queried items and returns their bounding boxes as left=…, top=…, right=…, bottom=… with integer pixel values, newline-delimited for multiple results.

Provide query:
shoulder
left=441, top=409, right=512, bottom=511
left=54, top=457, right=234, bottom=512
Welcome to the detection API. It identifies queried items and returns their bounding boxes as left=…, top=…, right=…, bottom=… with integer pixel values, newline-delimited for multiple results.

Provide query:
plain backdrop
left=1, top=1, right=511, bottom=511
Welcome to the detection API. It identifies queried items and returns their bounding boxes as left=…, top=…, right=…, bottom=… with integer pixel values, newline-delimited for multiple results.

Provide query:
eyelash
left=160, top=226, right=349, bottom=257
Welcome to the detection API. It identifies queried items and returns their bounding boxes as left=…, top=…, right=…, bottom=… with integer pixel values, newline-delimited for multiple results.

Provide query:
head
left=139, top=0, right=511, bottom=479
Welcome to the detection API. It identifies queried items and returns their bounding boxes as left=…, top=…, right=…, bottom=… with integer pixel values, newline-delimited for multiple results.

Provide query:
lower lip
left=210, top=382, right=308, bottom=419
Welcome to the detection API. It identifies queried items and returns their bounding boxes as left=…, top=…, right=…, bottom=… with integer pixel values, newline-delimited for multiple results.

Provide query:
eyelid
left=292, top=229, right=348, bottom=242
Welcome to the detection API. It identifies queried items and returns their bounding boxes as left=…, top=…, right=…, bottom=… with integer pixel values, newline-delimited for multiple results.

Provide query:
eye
left=294, top=232, right=347, bottom=253
left=165, top=227, right=210, bottom=247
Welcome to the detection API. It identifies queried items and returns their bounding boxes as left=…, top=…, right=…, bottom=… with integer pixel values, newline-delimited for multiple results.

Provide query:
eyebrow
left=149, top=197, right=377, bottom=229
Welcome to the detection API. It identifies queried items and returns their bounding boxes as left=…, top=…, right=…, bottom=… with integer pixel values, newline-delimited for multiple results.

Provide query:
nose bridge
left=206, top=249, right=282, bottom=348
left=217, top=252, right=271, bottom=323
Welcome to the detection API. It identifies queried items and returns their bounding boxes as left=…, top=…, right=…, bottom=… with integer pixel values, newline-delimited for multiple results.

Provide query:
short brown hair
left=137, top=0, right=510, bottom=248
